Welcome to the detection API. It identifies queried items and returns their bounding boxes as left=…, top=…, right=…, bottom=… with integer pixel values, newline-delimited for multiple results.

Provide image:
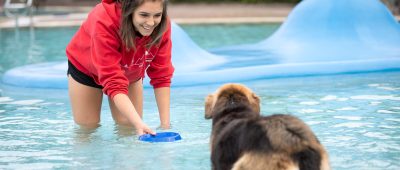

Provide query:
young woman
left=66, top=0, right=174, bottom=135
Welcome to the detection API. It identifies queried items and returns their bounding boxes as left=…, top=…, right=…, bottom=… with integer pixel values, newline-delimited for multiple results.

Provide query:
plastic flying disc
left=138, top=132, right=182, bottom=142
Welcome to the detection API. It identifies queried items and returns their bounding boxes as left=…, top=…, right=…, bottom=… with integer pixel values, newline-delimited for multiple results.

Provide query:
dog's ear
left=205, top=94, right=214, bottom=119
left=250, top=93, right=261, bottom=113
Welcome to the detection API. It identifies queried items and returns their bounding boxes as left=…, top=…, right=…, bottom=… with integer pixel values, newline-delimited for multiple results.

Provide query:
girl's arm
left=154, top=87, right=171, bottom=129
left=113, top=93, right=155, bottom=135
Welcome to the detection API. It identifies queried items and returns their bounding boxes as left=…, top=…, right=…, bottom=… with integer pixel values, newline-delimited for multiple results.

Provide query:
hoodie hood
left=99, top=0, right=121, bottom=29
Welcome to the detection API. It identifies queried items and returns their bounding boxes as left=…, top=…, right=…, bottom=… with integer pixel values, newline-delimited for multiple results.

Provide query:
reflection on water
left=73, top=124, right=100, bottom=144
left=113, top=124, right=136, bottom=138
left=0, top=26, right=78, bottom=73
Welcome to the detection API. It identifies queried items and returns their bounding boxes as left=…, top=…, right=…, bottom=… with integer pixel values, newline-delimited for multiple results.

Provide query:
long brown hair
left=117, top=0, right=168, bottom=50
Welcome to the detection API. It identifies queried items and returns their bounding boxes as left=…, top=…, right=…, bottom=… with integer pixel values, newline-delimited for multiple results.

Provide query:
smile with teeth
left=143, top=25, right=152, bottom=30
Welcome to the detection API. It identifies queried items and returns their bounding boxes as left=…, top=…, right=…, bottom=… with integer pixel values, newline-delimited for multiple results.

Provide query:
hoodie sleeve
left=146, top=20, right=175, bottom=88
left=91, top=32, right=129, bottom=98
left=81, top=2, right=129, bottom=99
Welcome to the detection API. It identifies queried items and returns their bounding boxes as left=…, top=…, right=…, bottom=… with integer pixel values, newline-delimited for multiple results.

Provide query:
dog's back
left=232, top=114, right=330, bottom=170
left=205, top=84, right=330, bottom=170
left=212, top=114, right=330, bottom=170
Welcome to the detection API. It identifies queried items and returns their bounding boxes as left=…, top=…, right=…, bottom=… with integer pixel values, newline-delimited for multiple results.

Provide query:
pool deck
left=0, top=3, right=399, bottom=28
left=0, top=3, right=291, bottom=28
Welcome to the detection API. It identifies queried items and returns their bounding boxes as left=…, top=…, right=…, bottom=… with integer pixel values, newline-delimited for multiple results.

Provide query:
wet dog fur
left=205, top=83, right=330, bottom=170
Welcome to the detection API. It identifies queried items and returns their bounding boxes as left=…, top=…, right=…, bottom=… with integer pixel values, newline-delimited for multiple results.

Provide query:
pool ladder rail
left=4, top=0, right=33, bottom=28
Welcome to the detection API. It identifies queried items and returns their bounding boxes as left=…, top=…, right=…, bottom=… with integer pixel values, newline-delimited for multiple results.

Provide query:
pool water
left=0, top=23, right=280, bottom=73
left=1, top=24, right=400, bottom=169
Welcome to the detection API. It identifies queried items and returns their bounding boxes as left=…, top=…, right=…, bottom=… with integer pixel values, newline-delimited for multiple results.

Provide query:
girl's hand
left=135, top=122, right=156, bottom=136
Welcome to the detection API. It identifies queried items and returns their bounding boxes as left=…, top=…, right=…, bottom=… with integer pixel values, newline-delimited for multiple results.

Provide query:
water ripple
left=364, top=132, right=391, bottom=140
left=320, top=95, right=348, bottom=101
left=306, top=121, right=328, bottom=125
left=0, top=97, right=13, bottom=103
left=299, top=101, right=319, bottom=105
left=16, top=107, right=41, bottom=110
left=334, top=116, right=363, bottom=120
left=386, top=118, right=400, bottom=122
left=379, top=125, right=399, bottom=129
left=336, top=107, right=359, bottom=111
left=6, top=99, right=44, bottom=105
left=351, top=95, right=400, bottom=101
left=298, top=109, right=323, bottom=113
left=0, top=140, right=39, bottom=146
left=370, top=101, right=382, bottom=106
left=334, top=136, right=355, bottom=141
left=333, top=122, right=373, bottom=128
left=378, top=87, right=400, bottom=91
left=369, top=83, right=400, bottom=91
left=377, top=110, right=398, bottom=114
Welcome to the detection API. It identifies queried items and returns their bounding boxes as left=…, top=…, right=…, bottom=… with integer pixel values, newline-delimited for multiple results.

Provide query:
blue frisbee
left=138, top=132, right=182, bottom=142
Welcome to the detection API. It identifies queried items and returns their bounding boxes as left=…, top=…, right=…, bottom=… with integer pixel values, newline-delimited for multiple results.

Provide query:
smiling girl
left=66, top=0, right=174, bottom=135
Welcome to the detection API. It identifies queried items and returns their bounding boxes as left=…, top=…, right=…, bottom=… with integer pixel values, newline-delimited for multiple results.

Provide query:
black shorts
left=67, top=61, right=103, bottom=89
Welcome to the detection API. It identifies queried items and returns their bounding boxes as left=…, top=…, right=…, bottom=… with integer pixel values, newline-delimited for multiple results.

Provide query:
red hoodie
left=66, top=0, right=174, bottom=98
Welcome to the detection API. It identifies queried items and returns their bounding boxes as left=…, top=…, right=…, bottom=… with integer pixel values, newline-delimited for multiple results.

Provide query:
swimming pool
left=1, top=24, right=400, bottom=169
left=0, top=24, right=280, bottom=73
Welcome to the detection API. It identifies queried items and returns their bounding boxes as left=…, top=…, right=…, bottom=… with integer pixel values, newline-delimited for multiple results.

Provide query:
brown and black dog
left=205, top=83, right=330, bottom=170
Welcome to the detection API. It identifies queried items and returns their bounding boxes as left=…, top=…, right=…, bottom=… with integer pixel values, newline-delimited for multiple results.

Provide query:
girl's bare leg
left=68, top=75, right=103, bottom=127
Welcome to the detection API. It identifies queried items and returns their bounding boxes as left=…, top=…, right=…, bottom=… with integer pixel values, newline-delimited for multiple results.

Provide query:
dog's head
left=204, top=83, right=260, bottom=119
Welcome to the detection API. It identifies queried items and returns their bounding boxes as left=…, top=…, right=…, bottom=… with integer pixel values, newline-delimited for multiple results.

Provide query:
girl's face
left=132, top=0, right=163, bottom=36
